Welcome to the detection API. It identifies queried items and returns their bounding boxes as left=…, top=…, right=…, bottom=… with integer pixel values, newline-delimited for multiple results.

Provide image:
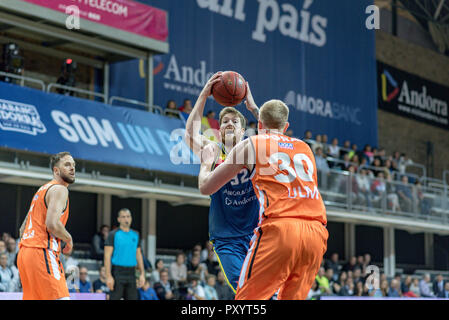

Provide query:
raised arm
left=185, top=72, right=222, bottom=156
left=244, top=82, right=259, bottom=121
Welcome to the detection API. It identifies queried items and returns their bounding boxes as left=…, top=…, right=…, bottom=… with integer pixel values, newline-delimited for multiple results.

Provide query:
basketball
left=211, top=71, right=247, bottom=107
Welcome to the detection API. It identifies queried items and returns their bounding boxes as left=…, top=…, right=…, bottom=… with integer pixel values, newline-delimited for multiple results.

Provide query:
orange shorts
left=17, top=246, right=69, bottom=300
left=236, top=218, right=328, bottom=300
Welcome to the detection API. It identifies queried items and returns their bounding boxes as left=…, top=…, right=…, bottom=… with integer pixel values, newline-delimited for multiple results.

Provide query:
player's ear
left=283, top=122, right=290, bottom=133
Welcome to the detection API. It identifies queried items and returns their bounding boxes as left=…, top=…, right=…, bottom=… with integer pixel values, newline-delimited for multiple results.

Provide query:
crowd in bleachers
left=309, top=252, right=449, bottom=300
left=1, top=231, right=448, bottom=300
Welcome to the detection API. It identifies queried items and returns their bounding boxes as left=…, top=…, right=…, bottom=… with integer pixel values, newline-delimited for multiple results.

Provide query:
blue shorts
left=211, top=234, right=253, bottom=294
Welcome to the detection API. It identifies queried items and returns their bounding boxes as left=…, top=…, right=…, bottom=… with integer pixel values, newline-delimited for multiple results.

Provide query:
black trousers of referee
left=110, top=265, right=137, bottom=300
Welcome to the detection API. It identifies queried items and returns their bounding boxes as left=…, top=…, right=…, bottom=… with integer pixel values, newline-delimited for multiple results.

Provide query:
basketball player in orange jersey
left=198, top=100, right=328, bottom=300
left=17, top=151, right=75, bottom=300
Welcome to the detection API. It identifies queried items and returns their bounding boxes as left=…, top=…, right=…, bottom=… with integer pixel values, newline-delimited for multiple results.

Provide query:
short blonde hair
left=219, top=107, right=246, bottom=128
left=259, top=100, right=289, bottom=130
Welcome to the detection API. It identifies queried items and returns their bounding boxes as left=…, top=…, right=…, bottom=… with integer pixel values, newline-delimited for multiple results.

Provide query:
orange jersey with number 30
left=249, top=133, right=327, bottom=225
left=19, top=180, right=69, bottom=253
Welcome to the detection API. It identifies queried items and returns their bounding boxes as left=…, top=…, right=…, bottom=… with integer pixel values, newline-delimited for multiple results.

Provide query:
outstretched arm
left=185, top=72, right=222, bottom=156
left=199, top=139, right=252, bottom=195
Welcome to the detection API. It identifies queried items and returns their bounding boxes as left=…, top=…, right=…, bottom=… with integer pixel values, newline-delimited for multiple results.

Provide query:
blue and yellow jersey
left=208, top=143, right=259, bottom=240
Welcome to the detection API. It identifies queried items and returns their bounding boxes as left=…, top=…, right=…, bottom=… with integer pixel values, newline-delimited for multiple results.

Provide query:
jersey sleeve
left=104, top=229, right=116, bottom=247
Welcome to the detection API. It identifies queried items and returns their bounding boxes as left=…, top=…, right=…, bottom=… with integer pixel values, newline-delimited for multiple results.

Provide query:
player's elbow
left=45, top=219, right=58, bottom=233
left=199, top=183, right=214, bottom=196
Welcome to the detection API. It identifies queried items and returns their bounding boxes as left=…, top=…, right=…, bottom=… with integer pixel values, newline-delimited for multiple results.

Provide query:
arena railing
left=46, top=83, right=107, bottom=103
left=109, top=96, right=163, bottom=114
left=318, top=168, right=449, bottom=224
left=0, top=71, right=46, bottom=91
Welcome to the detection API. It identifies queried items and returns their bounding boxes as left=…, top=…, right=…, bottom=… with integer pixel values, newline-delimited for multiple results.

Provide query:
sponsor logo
left=278, top=142, right=293, bottom=149
left=0, top=99, right=46, bottom=135
left=381, top=69, right=399, bottom=102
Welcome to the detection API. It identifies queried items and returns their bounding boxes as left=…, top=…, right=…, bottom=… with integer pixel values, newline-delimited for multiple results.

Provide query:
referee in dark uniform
left=104, top=208, right=145, bottom=300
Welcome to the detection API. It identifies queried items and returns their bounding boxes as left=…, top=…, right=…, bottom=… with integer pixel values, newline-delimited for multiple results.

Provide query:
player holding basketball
left=17, top=152, right=75, bottom=300
left=184, top=72, right=260, bottom=294
left=198, top=100, right=328, bottom=300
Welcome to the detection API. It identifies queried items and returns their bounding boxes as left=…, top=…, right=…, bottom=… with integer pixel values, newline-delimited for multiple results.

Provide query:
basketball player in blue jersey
left=185, top=72, right=260, bottom=294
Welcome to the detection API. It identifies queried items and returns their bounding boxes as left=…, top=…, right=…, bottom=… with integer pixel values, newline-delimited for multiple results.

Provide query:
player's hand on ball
left=201, top=72, right=222, bottom=97
left=201, top=143, right=218, bottom=166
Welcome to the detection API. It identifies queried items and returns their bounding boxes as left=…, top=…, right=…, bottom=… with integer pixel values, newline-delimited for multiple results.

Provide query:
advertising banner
left=110, top=0, right=378, bottom=147
left=0, top=82, right=198, bottom=176
left=377, top=61, right=449, bottom=130
left=21, top=0, right=168, bottom=41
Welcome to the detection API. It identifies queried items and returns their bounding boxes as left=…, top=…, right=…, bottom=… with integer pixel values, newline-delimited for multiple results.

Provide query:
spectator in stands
left=165, top=100, right=180, bottom=118
left=201, top=241, right=215, bottom=262
left=339, top=140, right=351, bottom=159
left=388, top=279, right=402, bottom=297
left=337, top=154, right=352, bottom=172
left=396, top=175, right=414, bottom=213
left=352, top=267, right=364, bottom=285
left=324, top=253, right=340, bottom=281
left=363, top=253, right=372, bottom=270
left=383, top=159, right=398, bottom=178
left=78, top=265, right=93, bottom=293
left=414, top=180, right=431, bottom=215
left=371, top=158, right=384, bottom=177
left=315, top=147, right=330, bottom=190
left=341, top=278, right=355, bottom=296
left=245, top=121, right=257, bottom=137
left=0, top=241, right=6, bottom=256
left=398, top=153, right=413, bottom=174
left=378, top=279, right=389, bottom=297
left=315, top=267, right=331, bottom=295
left=91, top=224, right=110, bottom=260
left=355, top=255, right=364, bottom=270
left=154, top=269, right=174, bottom=300
left=342, top=256, right=357, bottom=273
left=392, top=151, right=401, bottom=167
left=307, top=280, right=322, bottom=300
left=348, top=143, right=359, bottom=161
left=351, top=154, right=361, bottom=171
left=215, top=270, right=234, bottom=300
left=371, top=171, right=387, bottom=208
left=169, top=251, right=188, bottom=285
left=204, top=274, right=219, bottom=300
left=5, top=238, right=17, bottom=268
left=354, top=281, right=367, bottom=297
left=433, top=274, right=445, bottom=297
left=93, top=265, right=110, bottom=298
left=312, top=134, right=324, bottom=154
left=338, top=165, right=359, bottom=205
left=409, top=277, right=421, bottom=297
left=401, top=276, right=417, bottom=297
left=356, top=168, right=373, bottom=209
left=285, top=129, right=294, bottom=137
left=303, top=130, right=313, bottom=147
left=0, top=252, right=20, bottom=292
left=437, top=282, right=449, bottom=298
left=203, top=250, right=220, bottom=276
left=362, top=144, right=374, bottom=164
left=386, top=173, right=401, bottom=212
left=150, top=259, right=165, bottom=284
left=187, top=253, right=208, bottom=284
left=187, top=273, right=206, bottom=300
left=179, top=99, right=193, bottom=114
left=187, top=243, right=202, bottom=262
left=419, top=273, right=435, bottom=297
left=138, top=278, right=159, bottom=300
left=205, top=110, right=220, bottom=131
left=327, top=138, right=340, bottom=160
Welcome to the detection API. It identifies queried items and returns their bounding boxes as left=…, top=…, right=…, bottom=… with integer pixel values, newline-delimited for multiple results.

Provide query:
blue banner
left=0, top=82, right=199, bottom=176
left=110, top=0, right=378, bottom=147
